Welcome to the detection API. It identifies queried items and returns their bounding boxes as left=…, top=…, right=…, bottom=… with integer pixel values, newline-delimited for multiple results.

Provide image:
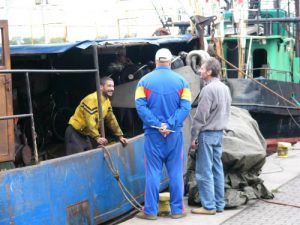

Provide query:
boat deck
left=121, top=142, right=300, bottom=225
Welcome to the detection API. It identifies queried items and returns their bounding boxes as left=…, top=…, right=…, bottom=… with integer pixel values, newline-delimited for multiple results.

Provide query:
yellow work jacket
left=69, top=92, right=123, bottom=139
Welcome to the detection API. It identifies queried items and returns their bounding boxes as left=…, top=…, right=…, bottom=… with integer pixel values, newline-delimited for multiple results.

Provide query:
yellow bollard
left=158, top=192, right=170, bottom=216
left=277, top=142, right=291, bottom=158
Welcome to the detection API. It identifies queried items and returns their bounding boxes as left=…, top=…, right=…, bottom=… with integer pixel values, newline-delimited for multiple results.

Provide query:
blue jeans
left=195, top=130, right=225, bottom=211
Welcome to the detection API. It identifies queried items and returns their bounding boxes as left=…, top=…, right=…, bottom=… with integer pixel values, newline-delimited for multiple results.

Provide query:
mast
left=274, top=0, right=281, bottom=35
left=233, top=0, right=248, bottom=78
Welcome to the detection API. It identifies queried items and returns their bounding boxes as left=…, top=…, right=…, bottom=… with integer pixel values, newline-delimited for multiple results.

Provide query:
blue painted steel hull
left=0, top=120, right=191, bottom=225
left=0, top=135, right=148, bottom=224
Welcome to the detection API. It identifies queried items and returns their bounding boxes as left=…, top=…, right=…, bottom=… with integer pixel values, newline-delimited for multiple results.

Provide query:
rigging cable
left=150, top=0, right=170, bottom=32
left=217, top=53, right=300, bottom=128
left=216, top=53, right=300, bottom=109
left=277, top=80, right=300, bottom=128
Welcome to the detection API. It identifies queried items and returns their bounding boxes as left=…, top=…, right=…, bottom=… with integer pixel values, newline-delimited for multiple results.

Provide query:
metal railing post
left=93, top=45, right=105, bottom=138
left=25, top=72, right=39, bottom=164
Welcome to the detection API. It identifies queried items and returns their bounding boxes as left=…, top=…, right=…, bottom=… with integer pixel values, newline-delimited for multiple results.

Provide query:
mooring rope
left=259, top=198, right=300, bottom=209
left=101, top=145, right=143, bottom=212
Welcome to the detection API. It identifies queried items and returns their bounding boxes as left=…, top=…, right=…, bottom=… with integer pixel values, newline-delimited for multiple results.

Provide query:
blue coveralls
left=135, top=66, right=191, bottom=215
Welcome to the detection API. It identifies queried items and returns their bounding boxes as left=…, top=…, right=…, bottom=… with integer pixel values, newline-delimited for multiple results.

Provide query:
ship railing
left=224, top=0, right=297, bottom=37
left=260, top=0, right=295, bottom=15
left=0, top=68, right=97, bottom=164
left=222, top=67, right=292, bottom=80
left=0, top=46, right=102, bottom=165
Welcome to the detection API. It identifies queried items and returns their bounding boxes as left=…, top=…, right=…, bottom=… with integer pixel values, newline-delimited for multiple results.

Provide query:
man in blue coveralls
left=135, top=48, right=192, bottom=220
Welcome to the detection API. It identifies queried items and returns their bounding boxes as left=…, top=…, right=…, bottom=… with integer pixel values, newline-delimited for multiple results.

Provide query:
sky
left=0, top=0, right=295, bottom=43
left=0, top=0, right=194, bottom=42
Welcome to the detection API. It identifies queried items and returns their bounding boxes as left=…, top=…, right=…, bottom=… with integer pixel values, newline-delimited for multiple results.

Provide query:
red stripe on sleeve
left=144, top=88, right=152, bottom=100
left=178, top=88, right=183, bottom=97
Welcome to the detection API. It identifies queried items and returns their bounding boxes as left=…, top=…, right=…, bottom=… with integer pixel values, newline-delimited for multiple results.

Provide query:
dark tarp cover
left=186, top=106, right=274, bottom=208
left=9, top=34, right=194, bottom=56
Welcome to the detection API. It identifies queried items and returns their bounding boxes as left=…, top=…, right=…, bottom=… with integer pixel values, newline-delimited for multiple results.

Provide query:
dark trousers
left=65, top=125, right=94, bottom=155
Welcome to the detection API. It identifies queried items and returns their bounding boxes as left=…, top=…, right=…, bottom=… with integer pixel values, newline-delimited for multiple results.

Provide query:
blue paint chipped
left=0, top=135, right=169, bottom=225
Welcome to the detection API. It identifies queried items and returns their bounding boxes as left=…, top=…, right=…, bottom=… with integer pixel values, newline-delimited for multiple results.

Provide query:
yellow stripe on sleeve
left=181, top=88, right=192, bottom=101
left=135, top=86, right=146, bottom=100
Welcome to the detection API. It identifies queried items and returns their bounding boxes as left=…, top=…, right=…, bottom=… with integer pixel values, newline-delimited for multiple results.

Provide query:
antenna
left=150, top=0, right=168, bottom=29
left=176, top=0, right=193, bottom=18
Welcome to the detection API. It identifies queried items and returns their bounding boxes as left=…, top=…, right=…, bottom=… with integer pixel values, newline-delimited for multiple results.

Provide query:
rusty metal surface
left=67, top=200, right=91, bottom=225
left=0, top=20, right=14, bottom=162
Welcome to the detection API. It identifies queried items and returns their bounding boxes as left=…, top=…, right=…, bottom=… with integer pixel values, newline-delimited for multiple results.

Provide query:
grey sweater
left=191, top=78, right=232, bottom=141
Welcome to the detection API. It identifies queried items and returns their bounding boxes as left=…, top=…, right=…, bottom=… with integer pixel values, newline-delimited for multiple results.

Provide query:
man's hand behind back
left=159, top=123, right=171, bottom=138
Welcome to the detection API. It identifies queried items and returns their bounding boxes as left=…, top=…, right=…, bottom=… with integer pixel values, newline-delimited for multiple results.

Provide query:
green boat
left=220, top=0, right=300, bottom=139
left=183, top=0, right=300, bottom=139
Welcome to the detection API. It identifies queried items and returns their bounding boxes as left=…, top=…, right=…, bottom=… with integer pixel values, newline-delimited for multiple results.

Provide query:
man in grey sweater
left=190, top=57, right=231, bottom=215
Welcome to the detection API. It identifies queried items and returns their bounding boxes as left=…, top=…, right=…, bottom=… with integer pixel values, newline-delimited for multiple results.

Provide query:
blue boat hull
left=0, top=119, right=192, bottom=225
left=0, top=135, right=158, bottom=225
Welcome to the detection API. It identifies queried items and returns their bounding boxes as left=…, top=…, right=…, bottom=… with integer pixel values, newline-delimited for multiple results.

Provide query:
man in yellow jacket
left=65, top=76, right=128, bottom=155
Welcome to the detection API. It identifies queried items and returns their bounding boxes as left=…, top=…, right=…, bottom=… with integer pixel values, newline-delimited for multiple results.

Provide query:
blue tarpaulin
left=9, top=34, right=194, bottom=56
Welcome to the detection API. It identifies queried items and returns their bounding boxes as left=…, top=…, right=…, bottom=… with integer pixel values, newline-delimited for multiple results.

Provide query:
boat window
left=226, top=41, right=239, bottom=78
left=253, top=49, right=268, bottom=78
